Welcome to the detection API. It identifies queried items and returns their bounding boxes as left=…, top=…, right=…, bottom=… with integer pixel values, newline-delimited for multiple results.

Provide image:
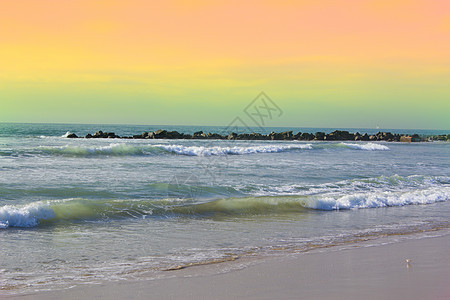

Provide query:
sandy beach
left=9, top=232, right=449, bottom=300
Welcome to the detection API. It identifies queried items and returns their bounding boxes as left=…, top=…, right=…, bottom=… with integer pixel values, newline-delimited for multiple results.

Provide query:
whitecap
left=341, top=142, right=389, bottom=151
left=155, top=144, right=313, bottom=156
left=0, top=202, right=55, bottom=228
left=304, top=187, right=449, bottom=210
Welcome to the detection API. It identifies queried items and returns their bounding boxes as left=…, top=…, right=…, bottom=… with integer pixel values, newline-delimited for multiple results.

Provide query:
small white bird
left=406, top=259, right=412, bottom=268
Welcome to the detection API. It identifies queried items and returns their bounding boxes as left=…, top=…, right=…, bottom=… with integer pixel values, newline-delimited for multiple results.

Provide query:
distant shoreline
left=66, top=129, right=450, bottom=142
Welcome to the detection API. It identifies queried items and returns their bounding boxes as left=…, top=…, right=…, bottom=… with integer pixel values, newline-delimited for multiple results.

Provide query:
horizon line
left=0, top=121, right=448, bottom=132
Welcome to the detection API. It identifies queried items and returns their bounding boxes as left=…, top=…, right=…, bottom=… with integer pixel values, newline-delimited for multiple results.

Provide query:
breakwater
left=65, top=130, right=449, bottom=142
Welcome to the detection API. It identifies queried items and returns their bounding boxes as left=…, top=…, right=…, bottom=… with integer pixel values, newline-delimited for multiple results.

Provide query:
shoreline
left=65, top=129, right=450, bottom=142
left=9, top=231, right=450, bottom=300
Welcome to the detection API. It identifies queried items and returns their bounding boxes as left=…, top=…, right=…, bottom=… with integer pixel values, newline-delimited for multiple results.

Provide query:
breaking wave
left=61, top=131, right=73, bottom=138
left=340, top=142, right=389, bottom=151
left=156, top=144, right=313, bottom=156
left=34, top=142, right=390, bottom=157
left=1, top=185, right=448, bottom=228
left=39, top=143, right=165, bottom=156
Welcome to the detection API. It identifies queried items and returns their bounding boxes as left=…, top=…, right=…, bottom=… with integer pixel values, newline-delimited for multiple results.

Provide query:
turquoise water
left=0, top=123, right=449, bottom=294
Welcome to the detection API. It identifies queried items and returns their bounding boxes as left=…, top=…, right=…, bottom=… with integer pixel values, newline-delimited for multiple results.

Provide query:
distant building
left=400, top=135, right=421, bottom=142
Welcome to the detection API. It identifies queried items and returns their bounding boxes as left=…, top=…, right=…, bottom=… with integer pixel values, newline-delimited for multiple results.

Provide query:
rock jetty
left=65, top=130, right=450, bottom=142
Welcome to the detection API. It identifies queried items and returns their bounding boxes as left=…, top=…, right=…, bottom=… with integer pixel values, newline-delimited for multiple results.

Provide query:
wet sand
left=10, top=233, right=450, bottom=300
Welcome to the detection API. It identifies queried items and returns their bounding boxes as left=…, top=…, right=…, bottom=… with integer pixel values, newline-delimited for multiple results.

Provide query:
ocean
left=0, top=123, right=449, bottom=295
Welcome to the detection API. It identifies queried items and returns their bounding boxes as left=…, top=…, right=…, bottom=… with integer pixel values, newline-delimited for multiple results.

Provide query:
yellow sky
left=1, top=0, right=449, bottom=129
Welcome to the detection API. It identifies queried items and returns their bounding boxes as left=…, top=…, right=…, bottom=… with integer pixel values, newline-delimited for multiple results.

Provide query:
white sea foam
left=245, top=175, right=449, bottom=197
left=0, top=202, right=55, bottom=228
left=61, top=131, right=72, bottom=138
left=341, top=142, right=389, bottom=151
left=1, top=184, right=448, bottom=228
left=37, top=142, right=391, bottom=157
left=303, top=187, right=450, bottom=210
left=155, top=144, right=313, bottom=156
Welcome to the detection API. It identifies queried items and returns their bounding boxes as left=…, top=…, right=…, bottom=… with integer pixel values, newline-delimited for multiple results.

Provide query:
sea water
left=0, top=123, right=449, bottom=294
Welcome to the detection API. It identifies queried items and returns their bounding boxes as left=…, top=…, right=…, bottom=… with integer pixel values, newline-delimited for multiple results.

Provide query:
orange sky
left=1, top=0, right=449, bottom=128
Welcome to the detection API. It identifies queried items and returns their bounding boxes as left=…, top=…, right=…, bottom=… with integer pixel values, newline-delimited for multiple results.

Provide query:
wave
left=155, top=144, right=313, bottom=156
left=0, top=186, right=122, bottom=201
left=60, top=131, right=73, bottom=138
left=1, top=185, right=448, bottom=228
left=37, top=143, right=312, bottom=157
left=0, top=202, right=55, bottom=228
left=145, top=142, right=389, bottom=156
left=304, top=187, right=449, bottom=210
left=2, top=175, right=445, bottom=203
left=339, top=142, right=389, bottom=151
left=35, top=142, right=389, bottom=157
left=241, top=175, right=449, bottom=197
left=39, top=143, right=165, bottom=157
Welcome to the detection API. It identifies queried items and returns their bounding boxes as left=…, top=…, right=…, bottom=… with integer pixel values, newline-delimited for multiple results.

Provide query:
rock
left=227, top=132, right=237, bottom=140
left=89, top=131, right=119, bottom=138
left=281, top=131, right=293, bottom=140
left=234, top=133, right=264, bottom=140
left=432, top=134, right=450, bottom=141
left=93, top=131, right=104, bottom=138
left=411, top=134, right=421, bottom=142
left=66, top=133, right=78, bottom=138
left=165, top=131, right=183, bottom=139
left=153, top=130, right=168, bottom=139
left=236, top=133, right=248, bottom=140
left=251, top=133, right=268, bottom=140
left=77, top=129, right=437, bottom=142
left=360, top=133, right=369, bottom=141
left=326, top=130, right=352, bottom=141
left=106, top=132, right=119, bottom=138
left=293, top=132, right=302, bottom=140
left=206, top=133, right=224, bottom=139
left=300, top=132, right=314, bottom=140
left=314, top=132, right=326, bottom=140
left=268, top=132, right=279, bottom=140
left=193, top=131, right=206, bottom=139
left=384, top=132, right=394, bottom=141
left=373, top=132, right=394, bottom=141
left=269, top=131, right=290, bottom=140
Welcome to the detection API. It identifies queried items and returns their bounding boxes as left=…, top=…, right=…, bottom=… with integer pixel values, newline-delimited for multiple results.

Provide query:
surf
left=29, top=142, right=391, bottom=157
left=1, top=185, right=448, bottom=228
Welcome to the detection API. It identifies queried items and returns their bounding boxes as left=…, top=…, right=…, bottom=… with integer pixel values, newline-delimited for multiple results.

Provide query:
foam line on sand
left=9, top=232, right=450, bottom=300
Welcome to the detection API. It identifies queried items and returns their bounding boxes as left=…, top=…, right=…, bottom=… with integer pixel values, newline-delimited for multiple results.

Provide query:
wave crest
left=40, top=143, right=162, bottom=157
left=305, top=187, right=449, bottom=210
left=17, top=142, right=393, bottom=157
left=1, top=185, right=448, bottom=228
left=340, top=142, right=389, bottom=151
left=156, top=144, right=313, bottom=156
left=0, top=202, right=55, bottom=228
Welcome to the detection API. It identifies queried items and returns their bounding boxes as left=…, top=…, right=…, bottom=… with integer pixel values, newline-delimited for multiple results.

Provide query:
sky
left=1, top=0, right=449, bottom=129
